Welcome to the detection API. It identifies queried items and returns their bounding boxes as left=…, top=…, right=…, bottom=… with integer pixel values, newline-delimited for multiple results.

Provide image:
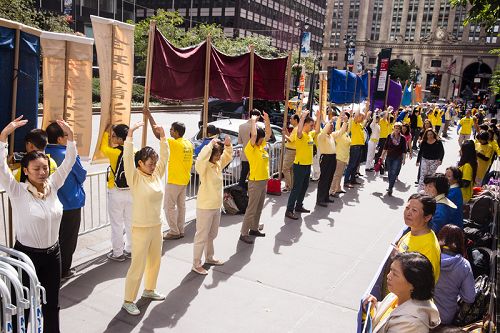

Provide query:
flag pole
left=9, top=28, right=21, bottom=155
left=384, top=74, right=391, bottom=110
left=400, top=80, right=408, bottom=108
left=351, top=72, right=358, bottom=110
left=248, top=45, right=255, bottom=115
left=366, top=71, right=372, bottom=112
left=142, top=20, right=156, bottom=148
left=279, top=51, right=293, bottom=181
left=202, top=35, right=212, bottom=138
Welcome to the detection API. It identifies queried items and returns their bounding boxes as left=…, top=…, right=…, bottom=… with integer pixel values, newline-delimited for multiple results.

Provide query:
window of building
left=431, top=60, right=442, bottom=68
left=368, top=57, right=377, bottom=64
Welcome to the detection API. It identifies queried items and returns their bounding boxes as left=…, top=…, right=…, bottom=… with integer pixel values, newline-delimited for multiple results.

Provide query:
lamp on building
left=343, top=34, right=355, bottom=71
left=294, top=17, right=310, bottom=93
left=359, top=51, right=367, bottom=72
left=451, top=78, right=457, bottom=99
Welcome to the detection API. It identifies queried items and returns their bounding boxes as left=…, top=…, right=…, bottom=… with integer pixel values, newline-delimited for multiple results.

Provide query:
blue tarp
left=401, top=84, right=413, bottom=107
left=0, top=27, right=15, bottom=144
left=329, top=69, right=369, bottom=104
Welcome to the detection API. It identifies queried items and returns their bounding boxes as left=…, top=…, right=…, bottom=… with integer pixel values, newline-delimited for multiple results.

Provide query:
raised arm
left=195, top=139, right=215, bottom=176
left=297, top=111, right=309, bottom=139
left=49, top=120, right=77, bottom=190
left=332, top=114, right=348, bottom=138
left=123, top=122, right=144, bottom=187
left=262, top=112, right=272, bottom=142
left=221, top=135, right=233, bottom=169
left=154, top=124, right=169, bottom=178
left=143, top=107, right=161, bottom=140
left=0, top=116, right=28, bottom=198
left=249, top=115, right=259, bottom=147
left=315, top=109, right=322, bottom=134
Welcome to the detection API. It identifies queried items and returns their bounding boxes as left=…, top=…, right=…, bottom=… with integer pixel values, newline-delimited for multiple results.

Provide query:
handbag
left=374, top=158, right=383, bottom=173
left=222, top=191, right=240, bottom=215
left=266, top=178, right=282, bottom=196
left=453, top=275, right=491, bottom=326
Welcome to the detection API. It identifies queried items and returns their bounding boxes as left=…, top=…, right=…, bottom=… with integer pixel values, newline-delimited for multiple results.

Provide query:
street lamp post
left=294, top=17, right=310, bottom=94
left=360, top=51, right=367, bottom=72
left=343, top=34, right=355, bottom=70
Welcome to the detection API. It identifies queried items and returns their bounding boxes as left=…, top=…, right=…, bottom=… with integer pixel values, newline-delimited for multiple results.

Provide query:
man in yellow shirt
left=344, top=109, right=368, bottom=188
left=458, top=110, right=474, bottom=146
left=285, top=110, right=317, bottom=220
left=100, top=124, right=133, bottom=262
left=239, top=113, right=272, bottom=244
left=374, top=110, right=390, bottom=163
left=164, top=122, right=194, bottom=240
left=281, top=114, right=299, bottom=192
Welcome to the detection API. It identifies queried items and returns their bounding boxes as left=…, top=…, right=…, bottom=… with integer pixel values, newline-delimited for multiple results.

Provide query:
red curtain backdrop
left=253, top=55, right=288, bottom=101
left=150, top=29, right=287, bottom=102
left=209, top=48, right=250, bottom=102
left=150, top=29, right=206, bottom=100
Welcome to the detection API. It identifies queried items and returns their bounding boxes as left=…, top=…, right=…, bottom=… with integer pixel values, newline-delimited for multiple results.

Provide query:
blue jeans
left=386, top=156, right=403, bottom=190
left=287, top=164, right=311, bottom=212
left=344, top=145, right=363, bottom=184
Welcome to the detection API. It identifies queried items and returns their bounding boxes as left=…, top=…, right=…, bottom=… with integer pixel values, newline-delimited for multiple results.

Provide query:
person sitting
left=434, top=225, right=476, bottom=325
left=445, top=167, right=464, bottom=226
left=363, top=252, right=441, bottom=332
left=423, top=173, right=460, bottom=233
left=397, top=193, right=441, bottom=282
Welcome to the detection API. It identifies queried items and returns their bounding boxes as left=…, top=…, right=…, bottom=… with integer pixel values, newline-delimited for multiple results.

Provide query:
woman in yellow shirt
left=239, top=112, right=271, bottom=244
left=122, top=121, right=169, bottom=316
left=458, top=140, right=477, bottom=203
left=475, top=131, right=494, bottom=185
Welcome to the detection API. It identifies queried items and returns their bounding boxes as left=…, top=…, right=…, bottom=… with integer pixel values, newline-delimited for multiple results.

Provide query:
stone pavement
left=59, top=128, right=461, bottom=333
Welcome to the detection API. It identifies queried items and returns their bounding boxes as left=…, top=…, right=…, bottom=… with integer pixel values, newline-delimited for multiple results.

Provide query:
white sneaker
left=122, top=302, right=140, bottom=316
left=142, top=290, right=166, bottom=301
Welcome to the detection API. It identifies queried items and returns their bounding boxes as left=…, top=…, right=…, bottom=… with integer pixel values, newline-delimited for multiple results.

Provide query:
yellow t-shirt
left=398, top=231, right=441, bottom=282
left=459, top=117, right=474, bottom=135
left=167, top=137, right=193, bottom=185
left=100, top=131, right=122, bottom=189
left=285, top=127, right=297, bottom=149
left=350, top=120, right=365, bottom=146
left=459, top=163, right=473, bottom=203
left=379, top=118, right=390, bottom=139
left=475, top=142, right=493, bottom=184
left=293, top=130, right=317, bottom=165
left=417, top=115, right=423, bottom=128
left=244, top=141, right=269, bottom=181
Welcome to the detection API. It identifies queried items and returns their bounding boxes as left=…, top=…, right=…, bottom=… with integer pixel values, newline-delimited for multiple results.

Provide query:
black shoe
left=239, top=235, right=254, bottom=244
left=249, top=230, right=266, bottom=237
left=285, top=211, right=299, bottom=220
left=414, top=181, right=419, bottom=184
left=316, top=202, right=328, bottom=207
left=295, top=206, right=310, bottom=213
left=387, top=189, right=393, bottom=196
left=62, top=269, right=76, bottom=280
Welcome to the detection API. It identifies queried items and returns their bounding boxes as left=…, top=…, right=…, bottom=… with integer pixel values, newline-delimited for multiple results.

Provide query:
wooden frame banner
left=91, top=15, right=135, bottom=163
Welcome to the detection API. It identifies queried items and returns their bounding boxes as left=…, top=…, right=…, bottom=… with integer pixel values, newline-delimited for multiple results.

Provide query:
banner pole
left=384, top=74, right=391, bottom=110
left=202, top=35, right=212, bottom=138
left=142, top=20, right=156, bottom=148
left=351, top=73, right=358, bottom=110
left=9, top=28, right=21, bottom=155
left=400, top=80, right=408, bottom=108
left=366, top=71, right=371, bottom=112
left=279, top=51, right=293, bottom=181
left=63, top=41, right=69, bottom=121
left=248, top=45, right=255, bottom=115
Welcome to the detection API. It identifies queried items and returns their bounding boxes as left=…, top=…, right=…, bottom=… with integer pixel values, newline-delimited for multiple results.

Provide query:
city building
left=322, top=0, right=500, bottom=101
left=141, top=0, right=325, bottom=55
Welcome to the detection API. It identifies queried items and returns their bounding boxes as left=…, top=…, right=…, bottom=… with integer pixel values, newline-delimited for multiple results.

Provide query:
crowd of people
left=0, top=98, right=498, bottom=331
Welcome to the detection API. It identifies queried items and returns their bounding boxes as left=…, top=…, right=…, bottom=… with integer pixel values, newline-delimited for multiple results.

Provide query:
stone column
left=447, top=6, right=456, bottom=33
left=378, top=0, right=394, bottom=41
left=414, top=0, right=426, bottom=40
left=357, top=0, right=370, bottom=41
left=399, top=0, right=411, bottom=39
left=430, top=0, right=441, bottom=33
left=461, top=4, right=472, bottom=42
left=321, top=0, right=335, bottom=70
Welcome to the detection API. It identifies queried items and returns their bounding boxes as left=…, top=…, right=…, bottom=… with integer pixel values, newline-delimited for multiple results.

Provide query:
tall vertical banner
left=374, top=48, right=392, bottom=109
left=0, top=19, right=41, bottom=152
left=41, top=32, right=94, bottom=157
left=300, top=32, right=311, bottom=57
left=91, top=15, right=135, bottom=162
left=318, top=70, right=328, bottom=120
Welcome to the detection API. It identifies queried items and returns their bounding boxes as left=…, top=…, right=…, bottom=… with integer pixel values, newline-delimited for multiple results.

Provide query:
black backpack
left=467, top=192, right=495, bottom=226
left=108, top=146, right=129, bottom=189
left=229, top=186, right=248, bottom=214
left=453, top=275, right=491, bottom=326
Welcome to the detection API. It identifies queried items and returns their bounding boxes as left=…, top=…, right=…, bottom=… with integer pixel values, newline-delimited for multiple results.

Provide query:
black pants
left=59, top=208, right=82, bottom=277
left=238, top=161, right=250, bottom=190
left=374, top=138, right=387, bottom=161
left=317, top=154, right=337, bottom=203
left=287, top=164, right=311, bottom=212
left=14, top=241, right=61, bottom=333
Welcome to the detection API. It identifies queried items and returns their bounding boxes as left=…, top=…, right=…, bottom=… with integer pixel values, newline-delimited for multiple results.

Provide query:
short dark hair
left=25, top=129, right=48, bottom=150
left=479, top=124, right=489, bottom=132
left=408, top=193, right=436, bottom=217
left=46, top=122, right=65, bottom=144
left=393, top=252, right=434, bottom=301
left=477, top=130, right=489, bottom=141
left=171, top=122, right=186, bottom=137
left=250, top=109, right=262, bottom=118
left=134, top=146, right=158, bottom=168
left=112, top=124, right=129, bottom=141
left=209, top=141, right=224, bottom=161
left=304, top=116, right=314, bottom=125
left=21, top=151, right=50, bottom=179
left=446, top=166, right=462, bottom=186
left=291, top=114, right=300, bottom=122
left=423, top=173, right=450, bottom=195
left=438, top=224, right=466, bottom=256
left=207, top=125, right=220, bottom=136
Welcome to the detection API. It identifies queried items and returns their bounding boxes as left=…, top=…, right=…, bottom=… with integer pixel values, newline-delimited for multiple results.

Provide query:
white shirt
left=370, top=121, right=381, bottom=141
left=0, top=141, right=77, bottom=248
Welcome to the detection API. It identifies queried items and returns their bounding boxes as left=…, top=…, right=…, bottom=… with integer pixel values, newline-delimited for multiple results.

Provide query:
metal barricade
left=0, top=262, right=29, bottom=332
left=0, top=278, right=16, bottom=333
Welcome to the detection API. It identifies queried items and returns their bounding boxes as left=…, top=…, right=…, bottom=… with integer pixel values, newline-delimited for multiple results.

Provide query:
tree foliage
left=132, top=9, right=283, bottom=76
left=0, top=0, right=71, bottom=32
left=450, top=0, right=500, bottom=30
left=389, top=60, right=411, bottom=82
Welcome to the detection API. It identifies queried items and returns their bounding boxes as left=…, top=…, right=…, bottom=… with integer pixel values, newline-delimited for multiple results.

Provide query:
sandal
left=191, top=266, right=208, bottom=275
left=205, top=259, right=225, bottom=266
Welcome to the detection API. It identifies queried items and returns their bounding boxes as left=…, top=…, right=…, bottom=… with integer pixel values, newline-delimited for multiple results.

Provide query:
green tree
left=0, top=0, right=71, bottom=32
left=389, top=59, right=411, bottom=83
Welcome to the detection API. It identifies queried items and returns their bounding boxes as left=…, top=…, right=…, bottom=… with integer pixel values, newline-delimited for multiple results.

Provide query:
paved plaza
left=59, top=128, right=461, bottom=332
